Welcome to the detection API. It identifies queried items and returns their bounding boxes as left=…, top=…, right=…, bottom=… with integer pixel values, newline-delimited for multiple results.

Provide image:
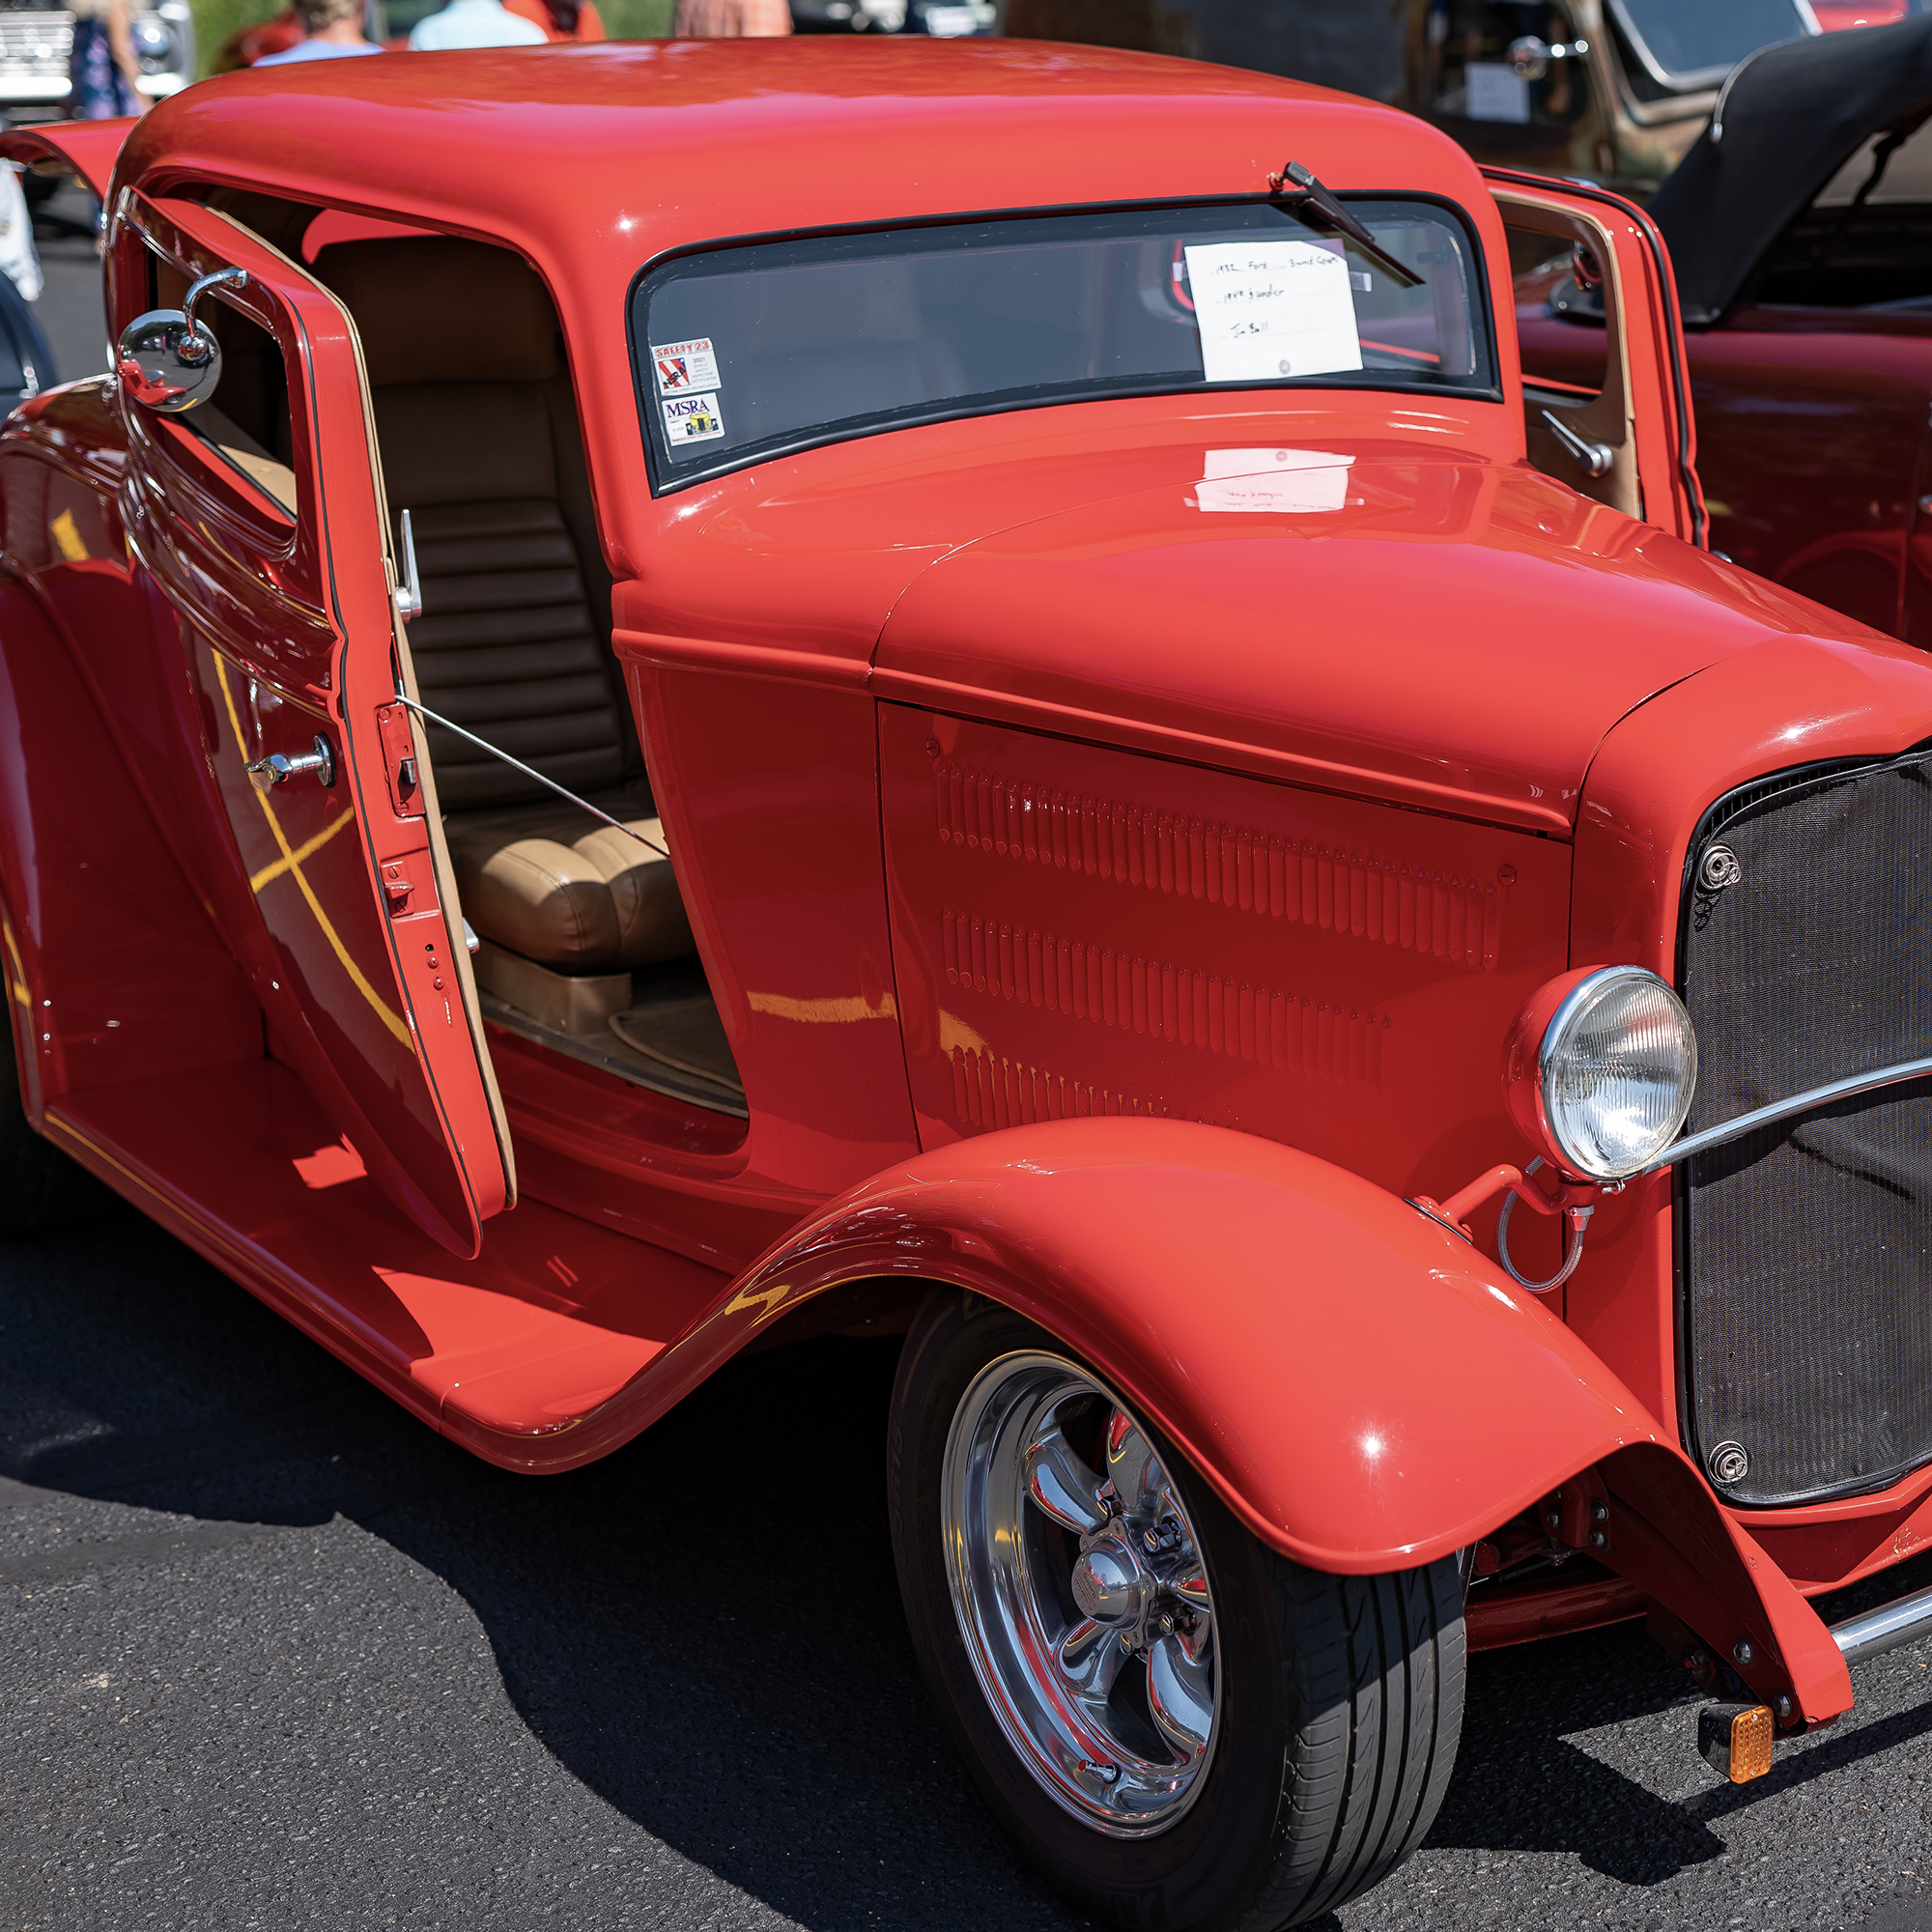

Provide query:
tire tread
left=1238, top=1555, right=1464, bottom=1930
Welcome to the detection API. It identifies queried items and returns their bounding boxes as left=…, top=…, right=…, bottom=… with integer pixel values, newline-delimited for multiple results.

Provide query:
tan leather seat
left=441, top=789, right=689, bottom=972
left=314, top=237, right=693, bottom=973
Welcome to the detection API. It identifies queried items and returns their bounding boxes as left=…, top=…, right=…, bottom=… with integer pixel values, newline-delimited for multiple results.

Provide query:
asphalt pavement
left=5, top=185, right=1932, bottom=1932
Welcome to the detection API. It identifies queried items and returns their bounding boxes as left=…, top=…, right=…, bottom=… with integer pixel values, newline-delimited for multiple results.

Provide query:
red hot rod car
left=4, top=41, right=1932, bottom=1931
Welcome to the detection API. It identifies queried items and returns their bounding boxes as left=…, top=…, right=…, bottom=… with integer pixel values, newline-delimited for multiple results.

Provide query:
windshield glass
left=634, top=198, right=1493, bottom=489
left=1608, top=0, right=1814, bottom=89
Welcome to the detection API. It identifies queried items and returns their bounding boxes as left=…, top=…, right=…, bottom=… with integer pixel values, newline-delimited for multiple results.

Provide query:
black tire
left=888, top=1290, right=1465, bottom=1931
left=0, top=1019, right=93, bottom=1236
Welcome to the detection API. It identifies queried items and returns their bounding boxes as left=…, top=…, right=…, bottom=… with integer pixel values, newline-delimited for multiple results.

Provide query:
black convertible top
left=1648, top=12, right=1932, bottom=323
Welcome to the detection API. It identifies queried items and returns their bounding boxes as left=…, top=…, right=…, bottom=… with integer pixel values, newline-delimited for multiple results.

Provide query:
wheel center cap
left=1070, top=1534, right=1148, bottom=1626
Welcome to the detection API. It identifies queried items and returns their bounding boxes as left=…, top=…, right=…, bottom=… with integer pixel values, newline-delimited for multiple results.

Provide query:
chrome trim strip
left=1638, top=1055, right=1932, bottom=1177
left=1833, top=1580, right=1932, bottom=1667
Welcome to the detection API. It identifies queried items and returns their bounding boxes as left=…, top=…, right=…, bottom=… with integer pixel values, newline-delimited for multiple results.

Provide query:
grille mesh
left=1682, top=753, right=1932, bottom=1507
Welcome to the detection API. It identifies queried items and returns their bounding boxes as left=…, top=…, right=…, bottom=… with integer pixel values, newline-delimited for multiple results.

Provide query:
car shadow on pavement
left=1423, top=1554, right=1932, bottom=1888
left=7, top=1191, right=1932, bottom=1927
left=0, top=1192, right=1089, bottom=1928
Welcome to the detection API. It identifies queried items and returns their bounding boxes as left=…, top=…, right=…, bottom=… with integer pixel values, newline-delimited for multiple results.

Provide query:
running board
left=44, top=1057, right=729, bottom=1467
left=1701, top=1577, right=1932, bottom=1784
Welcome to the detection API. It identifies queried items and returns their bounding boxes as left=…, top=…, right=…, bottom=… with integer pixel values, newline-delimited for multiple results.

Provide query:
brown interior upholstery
left=313, top=238, right=693, bottom=974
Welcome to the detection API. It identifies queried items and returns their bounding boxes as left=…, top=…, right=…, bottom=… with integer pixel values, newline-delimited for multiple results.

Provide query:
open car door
left=1485, top=168, right=1708, bottom=549
left=113, top=190, right=514, bottom=1257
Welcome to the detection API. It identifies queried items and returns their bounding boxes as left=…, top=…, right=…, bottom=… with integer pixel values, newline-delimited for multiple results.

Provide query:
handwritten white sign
left=1183, top=241, right=1363, bottom=384
left=1195, top=448, right=1355, bottom=515
left=1465, top=62, right=1531, bottom=125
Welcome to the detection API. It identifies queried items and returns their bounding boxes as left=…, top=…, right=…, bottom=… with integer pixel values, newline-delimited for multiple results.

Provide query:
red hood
left=871, top=452, right=1874, bottom=836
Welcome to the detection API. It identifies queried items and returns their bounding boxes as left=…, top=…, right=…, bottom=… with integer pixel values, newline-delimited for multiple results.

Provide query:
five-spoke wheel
left=891, top=1291, right=1468, bottom=1931
left=944, top=1353, right=1218, bottom=1833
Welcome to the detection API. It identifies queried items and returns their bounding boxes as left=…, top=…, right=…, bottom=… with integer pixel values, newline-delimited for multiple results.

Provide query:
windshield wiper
left=1267, top=159, right=1427, bottom=290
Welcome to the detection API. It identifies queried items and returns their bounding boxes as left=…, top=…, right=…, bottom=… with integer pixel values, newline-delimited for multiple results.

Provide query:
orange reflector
left=1697, top=1701, right=1776, bottom=1782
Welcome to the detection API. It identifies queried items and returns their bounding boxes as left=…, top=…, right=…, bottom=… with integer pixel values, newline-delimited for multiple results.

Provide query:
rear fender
left=0, top=120, right=135, bottom=201
left=0, top=569, right=260, bottom=1112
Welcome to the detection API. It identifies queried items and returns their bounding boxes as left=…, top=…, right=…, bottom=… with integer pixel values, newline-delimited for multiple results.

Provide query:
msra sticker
left=650, top=337, right=721, bottom=394
left=662, top=392, right=724, bottom=442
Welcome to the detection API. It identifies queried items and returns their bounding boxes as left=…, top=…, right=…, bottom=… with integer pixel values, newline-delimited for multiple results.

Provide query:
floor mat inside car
left=478, top=957, right=748, bottom=1119
left=609, top=999, right=744, bottom=1103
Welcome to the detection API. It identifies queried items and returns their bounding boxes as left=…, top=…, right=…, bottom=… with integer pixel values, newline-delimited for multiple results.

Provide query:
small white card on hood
left=1183, top=241, right=1363, bottom=385
left=1194, top=448, right=1354, bottom=515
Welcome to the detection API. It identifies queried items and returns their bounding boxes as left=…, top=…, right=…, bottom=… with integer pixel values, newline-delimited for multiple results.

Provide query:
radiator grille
left=1681, top=750, right=1932, bottom=1506
left=0, top=14, right=71, bottom=67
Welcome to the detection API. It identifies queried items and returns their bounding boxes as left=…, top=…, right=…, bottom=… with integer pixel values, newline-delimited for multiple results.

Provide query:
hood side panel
left=881, top=705, right=1572, bottom=1217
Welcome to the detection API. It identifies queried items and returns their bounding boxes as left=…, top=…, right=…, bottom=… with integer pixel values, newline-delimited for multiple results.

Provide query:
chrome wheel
left=941, top=1350, right=1220, bottom=1836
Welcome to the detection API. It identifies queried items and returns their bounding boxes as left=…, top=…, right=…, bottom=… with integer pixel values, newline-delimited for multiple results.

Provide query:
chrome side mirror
left=116, top=267, right=249, bottom=414
left=1505, top=34, right=1588, bottom=82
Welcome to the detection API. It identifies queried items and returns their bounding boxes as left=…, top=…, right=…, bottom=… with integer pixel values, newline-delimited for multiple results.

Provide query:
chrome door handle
left=247, top=734, right=336, bottom=793
left=1540, top=408, right=1615, bottom=480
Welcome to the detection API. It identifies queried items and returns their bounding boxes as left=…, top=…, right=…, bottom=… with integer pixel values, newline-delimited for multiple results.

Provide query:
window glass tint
left=635, top=200, right=1492, bottom=486
left=1752, top=106, right=1932, bottom=307
left=1608, top=0, right=1811, bottom=89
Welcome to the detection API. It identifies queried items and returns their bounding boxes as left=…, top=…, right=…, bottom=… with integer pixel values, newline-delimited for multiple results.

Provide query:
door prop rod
left=390, top=692, right=670, bottom=859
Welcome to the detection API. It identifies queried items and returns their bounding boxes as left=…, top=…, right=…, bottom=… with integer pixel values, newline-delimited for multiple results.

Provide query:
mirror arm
left=179, top=267, right=249, bottom=365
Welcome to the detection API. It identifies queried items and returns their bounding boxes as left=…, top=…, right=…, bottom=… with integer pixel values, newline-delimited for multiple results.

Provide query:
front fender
left=726, top=1117, right=1852, bottom=1723
left=732, top=1117, right=1655, bottom=1575
left=448, top=1115, right=1854, bottom=1722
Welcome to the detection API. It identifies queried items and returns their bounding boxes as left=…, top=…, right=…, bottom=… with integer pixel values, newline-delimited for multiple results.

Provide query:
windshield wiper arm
left=1267, top=159, right=1427, bottom=290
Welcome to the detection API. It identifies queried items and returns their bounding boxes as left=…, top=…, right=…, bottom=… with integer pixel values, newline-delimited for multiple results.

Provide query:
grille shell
left=1680, top=749, right=1932, bottom=1507
left=1677, top=750, right=1932, bottom=1507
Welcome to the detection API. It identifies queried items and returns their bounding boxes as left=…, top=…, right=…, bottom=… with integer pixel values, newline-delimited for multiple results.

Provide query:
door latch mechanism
left=246, top=733, right=335, bottom=793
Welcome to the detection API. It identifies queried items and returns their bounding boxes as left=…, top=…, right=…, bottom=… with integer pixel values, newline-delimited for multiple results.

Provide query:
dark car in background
left=1515, top=11, right=1932, bottom=639
left=1002, top=0, right=1907, bottom=196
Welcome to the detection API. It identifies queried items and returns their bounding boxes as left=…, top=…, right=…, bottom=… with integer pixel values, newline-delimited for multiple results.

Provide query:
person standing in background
left=671, top=0, right=790, bottom=30
left=254, top=0, right=384, bottom=63
left=0, top=166, right=43, bottom=304
left=68, top=0, right=145, bottom=117
left=408, top=0, right=547, bottom=46
left=504, top=0, right=606, bottom=41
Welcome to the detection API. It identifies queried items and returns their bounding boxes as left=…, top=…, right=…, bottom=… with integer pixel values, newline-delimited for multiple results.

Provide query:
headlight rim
left=1535, top=963, right=1698, bottom=1182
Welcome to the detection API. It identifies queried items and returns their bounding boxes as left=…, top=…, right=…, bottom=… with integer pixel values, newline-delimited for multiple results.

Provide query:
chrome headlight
left=1529, top=966, right=1698, bottom=1180
left=131, top=12, right=175, bottom=68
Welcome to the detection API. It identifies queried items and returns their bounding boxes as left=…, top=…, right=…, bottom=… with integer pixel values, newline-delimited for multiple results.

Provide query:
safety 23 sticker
left=651, top=338, right=721, bottom=395
left=663, top=392, right=725, bottom=442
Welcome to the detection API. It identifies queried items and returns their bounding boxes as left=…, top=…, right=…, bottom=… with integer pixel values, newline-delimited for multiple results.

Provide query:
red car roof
left=128, top=39, right=1487, bottom=261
